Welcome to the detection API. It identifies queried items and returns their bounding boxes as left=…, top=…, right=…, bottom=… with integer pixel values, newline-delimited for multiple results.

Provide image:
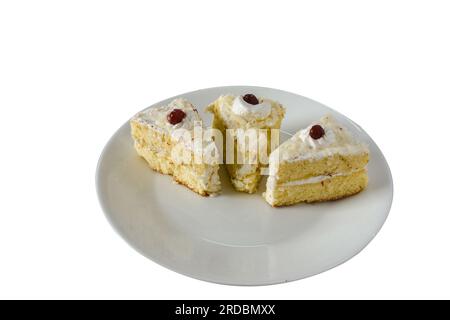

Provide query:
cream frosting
left=207, top=94, right=285, bottom=129
left=298, top=124, right=336, bottom=149
left=269, top=115, right=369, bottom=164
left=132, top=98, right=220, bottom=166
left=132, top=98, right=200, bottom=133
left=231, top=96, right=272, bottom=121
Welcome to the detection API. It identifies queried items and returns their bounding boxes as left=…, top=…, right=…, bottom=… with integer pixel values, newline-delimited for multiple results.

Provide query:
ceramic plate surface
left=96, top=86, right=393, bottom=286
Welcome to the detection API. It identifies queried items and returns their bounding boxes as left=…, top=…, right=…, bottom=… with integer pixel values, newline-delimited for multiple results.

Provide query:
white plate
left=96, top=86, right=393, bottom=286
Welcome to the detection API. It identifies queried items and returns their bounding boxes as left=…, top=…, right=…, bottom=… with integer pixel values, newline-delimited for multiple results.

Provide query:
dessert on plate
left=264, top=115, right=369, bottom=206
left=206, top=94, right=285, bottom=193
left=130, top=98, right=221, bottom=196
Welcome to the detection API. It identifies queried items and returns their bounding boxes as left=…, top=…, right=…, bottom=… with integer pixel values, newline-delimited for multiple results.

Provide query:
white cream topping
left=231, top=96, right=272, bottom=121
left=132, top=98, right=200, bottom=133
left=132, top=98, right=220, bottom=166
left=206, top=95, right=285, bottom=129
left=298, top=124, right=336, bottom=149
left=270, top=115, right=369, bottom=163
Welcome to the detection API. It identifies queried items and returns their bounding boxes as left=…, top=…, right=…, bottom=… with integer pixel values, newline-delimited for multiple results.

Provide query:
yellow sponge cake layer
left=131, top=121, right=173, bottom=175
left=273, top=153, right=369, bottom=183
left=228, top=166, right=261, bottom=193
left=173, top=162, right=221, bottom=196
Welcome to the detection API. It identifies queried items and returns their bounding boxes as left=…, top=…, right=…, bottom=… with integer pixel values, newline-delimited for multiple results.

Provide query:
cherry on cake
left=206, top=94, right=285, bottom=193
left=264, top=115, right=369, bottom=206
left=130, top=98, right=221, bottom=196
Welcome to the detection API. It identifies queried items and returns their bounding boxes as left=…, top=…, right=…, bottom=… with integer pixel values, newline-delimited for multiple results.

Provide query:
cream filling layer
left=268, top=168, right=366, bottom=188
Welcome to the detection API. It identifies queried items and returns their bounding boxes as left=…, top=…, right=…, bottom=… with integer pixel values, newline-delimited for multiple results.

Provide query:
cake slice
left=131, top=98, right=221, bottom=196
left=264, top=115, right=369, bottom=206
left=206, top=94, right=285, bottom=193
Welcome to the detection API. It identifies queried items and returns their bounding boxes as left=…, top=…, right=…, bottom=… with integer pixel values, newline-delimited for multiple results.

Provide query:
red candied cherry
left=242, top=94, right=259, bottom=105
left=167, top=109, right=186, bottom=125
left=309, top=124, right=325, bottom=139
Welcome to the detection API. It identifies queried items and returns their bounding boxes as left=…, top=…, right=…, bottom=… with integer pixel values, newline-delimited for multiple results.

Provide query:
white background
left=1, top=0, right=449, bottom=299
